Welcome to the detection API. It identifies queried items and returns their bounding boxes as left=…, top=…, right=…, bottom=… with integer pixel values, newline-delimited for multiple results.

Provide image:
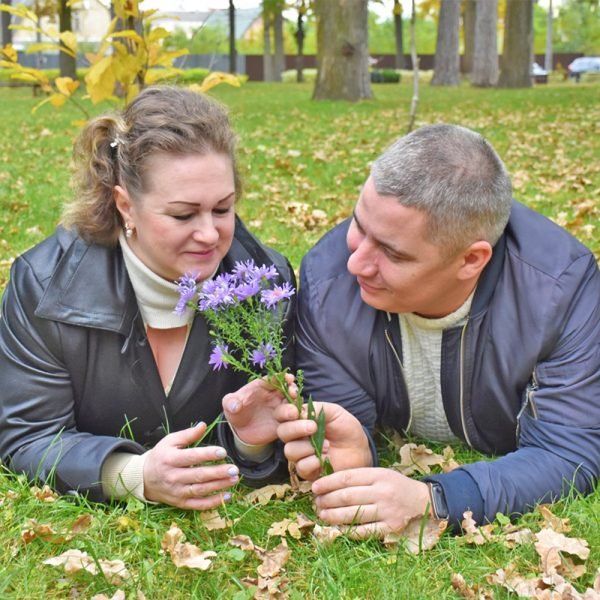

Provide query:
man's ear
left=457, top=241, right=493, bottom=281
left=114, top=185, right=133, bottom=224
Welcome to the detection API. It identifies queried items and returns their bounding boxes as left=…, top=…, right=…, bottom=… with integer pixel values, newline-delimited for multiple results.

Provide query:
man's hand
left=222, top=374, right=297, bottom=446
left=311, top=467, right=432, bottom=537
left=144, top=423, right=239, bottom=510
left=276, top=401, right=372, bottom=480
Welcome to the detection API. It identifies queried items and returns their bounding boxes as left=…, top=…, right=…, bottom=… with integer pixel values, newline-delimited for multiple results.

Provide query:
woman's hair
left=371, top=124, right=513, bottom=253
left=62, top=85, right=241, bottom=245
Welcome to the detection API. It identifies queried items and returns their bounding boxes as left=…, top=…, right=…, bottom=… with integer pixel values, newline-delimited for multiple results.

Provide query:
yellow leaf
left=110, top=30, right=143, bottom=44
left=55, top=76, right=80, bottom=96
left=25, top=42, right=62, bottom=54
left=1, top=44, right=17, bottom=62
left=59, top=31, right=77, bottom=54
left=197, top=71, right=241, bottom=93
left=125, top=83, right=139, bottom=105
left=85, top=56, right=116, bottom=104
left=147, top=27, right=169, bottom=43
left=49, top=94, right=67, bottom=108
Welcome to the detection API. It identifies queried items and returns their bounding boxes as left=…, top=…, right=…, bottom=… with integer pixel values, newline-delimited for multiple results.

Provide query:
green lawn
left=0, top=81, right=598, bottom=599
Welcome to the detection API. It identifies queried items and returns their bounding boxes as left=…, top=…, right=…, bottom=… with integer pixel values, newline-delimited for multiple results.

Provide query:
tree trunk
left=463, top=0, right=476, bottom=74
left=1, top=0, right=12, bottom=46
left=544, top=0, right=553, bottom=72
left=58, top=0, right=76, bottom=78
left=295, top=4, right=306, bottom=83
left=262, top=6, right=272, bottom=81
left=472, top=0, right=499, bottom=87
left=393, top=0, right=404, bottom=69
left=498, top=0, right=533, bottom=88
left=431, top=0, right=460, bottom=86
left=407, top=0, right=419, bottom=134
left=229, top=0, right=237, bottom=73
left=313, top=0, right=372, bottom=101
left=273, top=5, right=284, bottom=82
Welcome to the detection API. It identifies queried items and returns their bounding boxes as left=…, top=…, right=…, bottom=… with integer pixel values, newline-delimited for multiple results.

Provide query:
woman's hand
left=222, top=374, right=297, bottom=446
left=312, top=468, right=432, bottom=537
left=143, top=422, right=239, bottom=510
left=276, top=401, right=373, bottom=480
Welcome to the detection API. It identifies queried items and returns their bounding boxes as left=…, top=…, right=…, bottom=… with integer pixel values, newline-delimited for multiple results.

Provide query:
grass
left=0, top=80, right=599, bottom=598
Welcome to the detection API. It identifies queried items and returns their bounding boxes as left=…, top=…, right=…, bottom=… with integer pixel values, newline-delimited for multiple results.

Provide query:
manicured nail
left=215, top=448, right=227, bottom=459
left=229, top=401, right=239, bottom=413
left=227, top=466, right=239, bottom=477
left=223, top=493, right=232, bottom=502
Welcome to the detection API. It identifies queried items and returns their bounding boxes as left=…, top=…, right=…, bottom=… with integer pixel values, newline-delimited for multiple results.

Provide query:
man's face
left=346, top=177, right=469, bottom=318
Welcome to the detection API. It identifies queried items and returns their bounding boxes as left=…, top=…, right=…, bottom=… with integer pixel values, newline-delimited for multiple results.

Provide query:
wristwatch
left=428, top=482, right=449, bottom=520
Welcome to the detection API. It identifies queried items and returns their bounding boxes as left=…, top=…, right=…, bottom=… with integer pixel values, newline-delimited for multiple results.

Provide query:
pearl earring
left=125, top=223, right=134, bottom=239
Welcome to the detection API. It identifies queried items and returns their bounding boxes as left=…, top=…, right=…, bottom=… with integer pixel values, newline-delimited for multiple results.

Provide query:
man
left=276, top=124, right=600, bottom=536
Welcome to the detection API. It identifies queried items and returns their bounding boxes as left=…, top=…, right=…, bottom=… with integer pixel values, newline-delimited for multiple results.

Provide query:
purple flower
left=261, top=282, right=295, bottom=309
left=199, top=274, right=237, bottom=311
left=174, top=273, right=198, bottom=315
left=234, top=279, right=261, bottom=301
left=251, top=342, right=276, bottom=368
left=232, top=259, right=258, bottom=282
left=254, top=264, right=278, bottom=281
left=209, top=344, right=229, bottom=370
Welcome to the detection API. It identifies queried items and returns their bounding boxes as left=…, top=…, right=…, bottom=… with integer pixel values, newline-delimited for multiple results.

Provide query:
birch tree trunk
left=498, top=0, right=533, bottom=88
left=273, top=5, right=284, bottom=82
left=431, top=0, right=461, bottom=86
left=463, top=0, right=476, bottom=74
left=313, top=0, right=372, bottom=101
left=472, top=0, right=499, bottom=87
left=393, top=0, right=404, bottom=69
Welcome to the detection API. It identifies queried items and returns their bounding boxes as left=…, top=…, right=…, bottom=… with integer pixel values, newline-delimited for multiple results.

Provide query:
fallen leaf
left=160, top=522, right=217, bottom=570
left=451, top=572, right=495, bottom=599
left=200, top=510, right=230, bottom=531
left=244, top=484, right=292, bottom=505
left=535, top=528, right=590, bottom=576
left=31, top=485, right=58, bottom=502
left=312, top=523, right=343, bottom=544
left=70, top=514, right=93, bottom=534
left=382, top=516, right=447, bottom=554
left=256, top=541, right=291, bottom=578
left=43, top=549, right=131, bottom=584
left=538, top=505, right=571, bottom=533
left=230, top=534, right=256, bottom=552
left=394, top=443, right=449, bottom=476
left=461, top=511, right=495, bottom=545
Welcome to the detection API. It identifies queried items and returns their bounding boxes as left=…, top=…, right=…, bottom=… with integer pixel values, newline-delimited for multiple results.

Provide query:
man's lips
left=356, top=277, right=383, bottom=293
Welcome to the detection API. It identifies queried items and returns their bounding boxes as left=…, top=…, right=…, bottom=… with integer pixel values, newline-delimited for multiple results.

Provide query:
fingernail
left=227, top=466, right=239, bottom=476
left=223, top=493, right=231, bottom=502
left=228, top=401, right=239, bottom=413
left=215, top=448, right=227, bottom=459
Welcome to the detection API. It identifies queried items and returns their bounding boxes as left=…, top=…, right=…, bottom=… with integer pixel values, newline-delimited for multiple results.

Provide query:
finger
left=167, top=445, right=228, bottom=468
left=277, top=419, right=317, bottom=442
left=184, top=475, right=237, bottom=499
left=311, top=468, right=374, bottom=496
left=184, top=463, right=239, bottom=485
left=181, top=491, right=234, bottom=512
left=343, top=522, right=389, bottom=540
left=161, top=422, right=208, bottom=449
left=316, top=503, right=379, bottom=526
left=283, top=439, right=316, bottom=463
left=314, top=484, right=377, bottom=512
left=273, top=403, right=300, bottom=423
left=294, top=455, right=323, bottom=481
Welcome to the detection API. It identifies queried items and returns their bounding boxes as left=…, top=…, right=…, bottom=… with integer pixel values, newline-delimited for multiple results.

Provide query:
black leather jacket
left=0, top=218, right=295, bottom=501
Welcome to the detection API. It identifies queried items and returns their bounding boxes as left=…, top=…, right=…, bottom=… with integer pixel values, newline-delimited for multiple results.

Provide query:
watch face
left=430, top=483, right=449, bottom=520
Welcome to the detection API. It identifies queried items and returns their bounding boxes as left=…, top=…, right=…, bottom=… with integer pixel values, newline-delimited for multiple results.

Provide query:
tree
left=294, top=0, right=307, bottom=82
left=273, top=2, right=284, bottom=81
left=498, top=0, right=533, bottom=88
left=1, top=0, right=12, bottom=47
left=229, top=0, right=236, bottom=73
left=262, top=1, right=272, bottom=81
left=313, top=0, right=372, bottom=101
left=545, top=0, right=553, bottom=72
left=553, top=0, right=600, bottom=55
left=58, top=0, right=76, bottom=79
left=393, top=0, right=404, bottom=69
left=472, top=0, right=499, bottom=87
left=462, top=0, right=476, bottom=74
left=431, top=0, right=460, bottom=86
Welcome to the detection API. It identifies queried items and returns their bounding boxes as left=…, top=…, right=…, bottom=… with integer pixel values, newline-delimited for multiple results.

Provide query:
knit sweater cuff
left=101, top=451, right=153, bottom=502
left=229, top=423, right=275, bottom=463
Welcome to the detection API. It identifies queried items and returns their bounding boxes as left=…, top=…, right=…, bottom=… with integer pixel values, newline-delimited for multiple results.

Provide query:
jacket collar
left=35, top=228, right=139, bottom=335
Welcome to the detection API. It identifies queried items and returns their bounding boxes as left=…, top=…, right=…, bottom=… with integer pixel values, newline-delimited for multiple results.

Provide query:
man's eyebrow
left=352, top=208, right=415, bottom=260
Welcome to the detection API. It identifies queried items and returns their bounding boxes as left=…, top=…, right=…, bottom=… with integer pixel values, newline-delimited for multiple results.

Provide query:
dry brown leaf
left=461, top=511, right=495, bottom=545
left=504, top=528, right=535, bottom=548
left=441, top=446, right=461, bottom=472
left=383, top=516, right=447, bottom=554
left=21, top=519, right=65, bottom=544
left=43, top=549, right=131, bottom=584
left=256, top=541, right=291, bottom=578
left=91, top=592, right=126, bottom=600
left=160, top=522, right=217, bottom=570
left=488, top=566, right=546, bottom=597
left=312, top=523, right=343, bottom=544
left=31, top=485, right=58, bottom=502
left=200, top=510, right=230, bottom=531
left=538, top=505, right=572, bottom=533
left=244, top=484, right=292, bottom=505
left=160, top=522, right=184, bottom=554
left=394, top=443, right=448, bottom=476
left=230, top=534, right=256, bottom=552
left=535, top=528, right=590, bottom=576
left=295, top=512, right=316, bottom=533
left=451, top=572, right=495, bottom=599
left=70, top=514, right=93, bottom=534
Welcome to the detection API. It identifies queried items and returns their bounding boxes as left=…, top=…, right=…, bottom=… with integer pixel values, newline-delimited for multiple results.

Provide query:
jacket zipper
left=459, top=318, right=473, bottom=448
left=516, top=368, right=539, bottom=441
left=384, top=321, right=412, bottom=432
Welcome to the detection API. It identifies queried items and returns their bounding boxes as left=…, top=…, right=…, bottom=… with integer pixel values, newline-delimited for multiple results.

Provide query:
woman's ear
left=114, top=185, right=133, bottom=223
left=457, top=241, right=493, bottom=281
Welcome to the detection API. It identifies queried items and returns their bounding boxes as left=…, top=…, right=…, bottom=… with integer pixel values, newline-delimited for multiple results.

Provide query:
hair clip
left=110, top=136, right=124, bottom=148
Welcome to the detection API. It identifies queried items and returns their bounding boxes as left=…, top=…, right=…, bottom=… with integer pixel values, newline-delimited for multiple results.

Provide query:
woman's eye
left=172, top=214, right=193, bottom=221
left=214, top=206, right=233, bottom=216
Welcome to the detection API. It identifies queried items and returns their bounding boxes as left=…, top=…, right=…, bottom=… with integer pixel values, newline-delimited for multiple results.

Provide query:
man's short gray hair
left=370, top=124, right=513, bottom=252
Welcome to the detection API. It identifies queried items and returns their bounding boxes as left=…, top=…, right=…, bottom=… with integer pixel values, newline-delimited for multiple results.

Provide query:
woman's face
left=115, top=152, right=236, bottom=282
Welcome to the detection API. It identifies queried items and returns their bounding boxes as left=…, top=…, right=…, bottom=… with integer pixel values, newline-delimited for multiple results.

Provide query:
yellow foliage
left=85, top=56, right=117, bottom=104
left=55, top=77, right=80, bottom=96
left=59, top=31, right=78, bottom=54
left=193, top=72, right=242, bottom=94
left=1, top=44, right=18, bottom=62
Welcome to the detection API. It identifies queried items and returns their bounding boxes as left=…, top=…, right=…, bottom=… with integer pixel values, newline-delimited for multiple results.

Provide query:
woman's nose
left=192, top=216, right=219, bottom=244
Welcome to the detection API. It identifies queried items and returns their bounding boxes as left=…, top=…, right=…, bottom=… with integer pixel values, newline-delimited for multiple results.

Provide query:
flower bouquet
left=176, top=260, right=332, bottom=475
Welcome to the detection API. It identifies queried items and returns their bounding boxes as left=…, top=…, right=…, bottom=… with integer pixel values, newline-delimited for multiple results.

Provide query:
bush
left=0, top=67, right=88, bottom=84
left=282, top=68, right=317, bottom=83
left=175, top=67, right=210, bottom=84
left=370, top=69, right=401, bottom=83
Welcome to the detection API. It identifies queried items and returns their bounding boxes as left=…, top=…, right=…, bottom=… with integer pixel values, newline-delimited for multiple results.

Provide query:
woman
left=0, top=86, right=295, bottom=510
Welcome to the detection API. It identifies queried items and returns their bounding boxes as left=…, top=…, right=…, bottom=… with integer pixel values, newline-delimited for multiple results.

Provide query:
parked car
left=532, top=62, right=548, bottom=84
left=567, top=57, right=600, bottom=81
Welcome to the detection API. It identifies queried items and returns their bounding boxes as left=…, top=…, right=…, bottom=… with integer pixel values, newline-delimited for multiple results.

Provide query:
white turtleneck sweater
left=398, top=291, right=474, bottom=442
left=101, top=236, right=271, bottom=502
